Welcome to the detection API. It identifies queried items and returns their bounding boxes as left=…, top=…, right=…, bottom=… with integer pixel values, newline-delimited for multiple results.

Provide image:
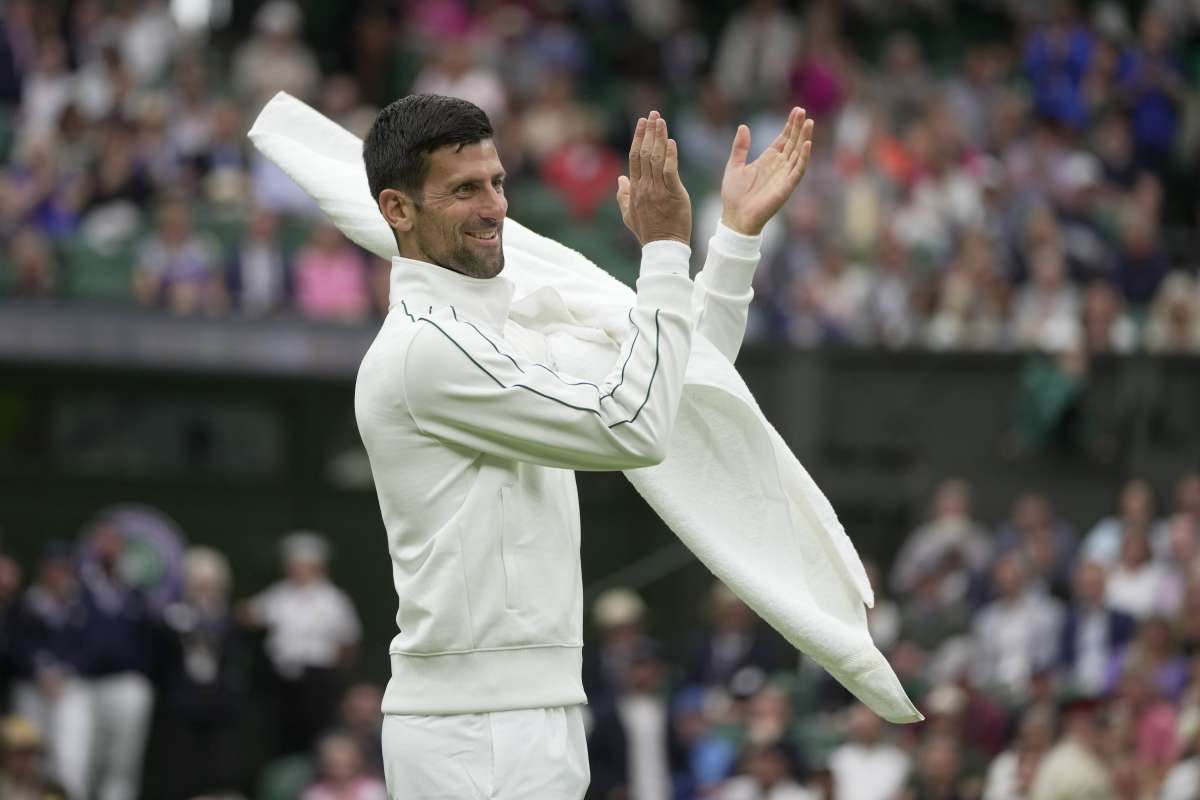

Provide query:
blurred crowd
left=1, top=0, right=1199, bottom=352
left=0, top=524, right=374, bottom=800
left=583, top=470, right=1200, bottom=800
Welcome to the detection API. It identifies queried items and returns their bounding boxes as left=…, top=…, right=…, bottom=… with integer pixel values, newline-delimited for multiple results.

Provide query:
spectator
left=685, top=582, right=793, bottom=689
left=900, top=732, right=972, bottom=800
left=10, top=543, right=91, bottom=800
left=1111, top=209, right=1169, bottom=308
left=972, top=553, right=1064, bottom=699
left=300, top=732, right=386, bottom=800
left=133, top=199, right=224, bottom=315
left=7, top=226, right=57, bottom=297
left=539, top=111, right=623, bottom=220
left=0, top=715, right=67, bottom=800
left=241, top=531, right=361, bottom=757
left=336, top=682, right=384, bottom=780
left=891, top=479, right=991, bottom=597
left=717, top=740, right=814, bottom=800
left=829, top=702, right=911, bottom=800
left=1079, top=279, right=1137, bottom=354
left=1104, top=529, right=1181, bottom=620
left=1117, top=8, right=1187, bottom=176
left=981, top=704, right=1056, bottom=800
left=227, top=207, right=290, bottom=317
left=411, top=38, right=507, bottom=126
left=993, top=492, right=1077, bottom=597
left=588, top=638, right=683, bottom=800
left=583, top=586, right=648, bottom=705
left=1058, top=560, right=1136, bottom=697
left=75, top=521, right=155, bottom=800
left=231, top=0, right=320, bottom=110
left=1144, top=272, right=1200, bottom=353
left=292, top=223, right=371, bottom=323
left=154, top=547, right=247, bottom=800
left=1012, top=246, right=1080, bottom=350
left=1029, top=696, right=1117, bottom=800
left=712, top=0, right=801, bottom=104
left=1080, top=478, right=1164, bottom=567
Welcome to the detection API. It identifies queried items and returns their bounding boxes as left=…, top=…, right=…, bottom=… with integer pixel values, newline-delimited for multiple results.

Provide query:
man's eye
left=493, top=179, right=505, bottom=192
left=456, top=185, right=475, bottom=196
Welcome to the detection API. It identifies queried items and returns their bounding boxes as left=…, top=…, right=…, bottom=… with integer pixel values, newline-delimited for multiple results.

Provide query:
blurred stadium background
left=1, top=0, right=1200, bottom=798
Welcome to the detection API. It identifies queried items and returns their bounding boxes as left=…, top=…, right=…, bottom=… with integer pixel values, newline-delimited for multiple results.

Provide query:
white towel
left=249, top=92, right=921, bottom=723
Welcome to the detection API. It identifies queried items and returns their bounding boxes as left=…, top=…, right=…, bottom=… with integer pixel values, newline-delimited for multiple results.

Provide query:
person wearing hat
left=240, top=531, right=361, bottom=757
left=0, top=715, right=67, bottom=800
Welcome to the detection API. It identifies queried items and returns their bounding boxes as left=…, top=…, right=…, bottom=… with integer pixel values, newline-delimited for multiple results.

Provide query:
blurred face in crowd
left=91, top=524, right=124, bottom=569
left=847, top=703, right=884, bottom=746
left=318, top=735, right=363, bottom=783
left=396, top=141, right=507, bottom=279
left=1177, top=474, right=1200, bottom=517
left=993, top=554, right=1028, bottom=600
left=745, top=745, right=791, bottom=788
left=1073, top=561, right=1107, bottom=606
left=38, top=557, right=75, bottom=598
left=1119, top=479, right=1155, bottom=525
left=285, top=555, right=324, bottom=585
left=932, top=479, right=970, bottom=521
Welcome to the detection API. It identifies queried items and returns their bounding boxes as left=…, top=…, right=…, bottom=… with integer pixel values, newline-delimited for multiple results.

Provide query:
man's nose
left=480, top=184, right=507, bottom=220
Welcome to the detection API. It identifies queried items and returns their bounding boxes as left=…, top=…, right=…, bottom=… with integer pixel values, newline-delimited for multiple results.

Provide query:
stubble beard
left=415, top=214, right=504, bottom=279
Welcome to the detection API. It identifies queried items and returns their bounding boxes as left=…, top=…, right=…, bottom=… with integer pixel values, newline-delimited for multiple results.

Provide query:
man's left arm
left=689, top=107, right=814, bottom=362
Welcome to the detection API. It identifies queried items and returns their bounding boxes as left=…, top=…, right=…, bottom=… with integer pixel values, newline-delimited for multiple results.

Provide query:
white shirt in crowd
left=829, top=740, right=911, bottom=800
left=972, top=590, right=1063, bottom=696
left=1105, top=561, right=1181, bottom=620
left=250, top=578, right=362, bottom=678
left=618, top=695, right=672, bottom=800
left=717, top=777, right=816, bottom=800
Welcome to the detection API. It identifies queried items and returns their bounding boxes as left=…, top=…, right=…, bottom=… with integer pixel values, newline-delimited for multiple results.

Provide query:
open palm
left=721, top=107, right=814, bottom=235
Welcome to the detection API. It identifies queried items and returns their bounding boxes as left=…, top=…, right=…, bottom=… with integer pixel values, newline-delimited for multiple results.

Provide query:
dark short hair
left=363, top=94, right=494, bottom=202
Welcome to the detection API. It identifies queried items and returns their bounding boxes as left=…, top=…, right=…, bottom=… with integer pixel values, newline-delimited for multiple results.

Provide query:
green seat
left=61, top=237, right=138, bottom=302
left=257, top=754, right=314, bottom=800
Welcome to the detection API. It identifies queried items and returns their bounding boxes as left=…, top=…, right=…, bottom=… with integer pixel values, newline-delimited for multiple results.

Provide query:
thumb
left=616, top=175, right=631, bottom=216
left=728, top=124, right=750, bottom=167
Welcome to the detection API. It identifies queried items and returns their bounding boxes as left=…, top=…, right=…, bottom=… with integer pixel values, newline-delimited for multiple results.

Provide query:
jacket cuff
left=639, top=240, right=692, bottom=277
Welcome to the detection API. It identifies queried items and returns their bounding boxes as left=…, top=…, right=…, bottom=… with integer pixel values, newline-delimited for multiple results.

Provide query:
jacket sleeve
left=403, top=241, right=694, bottom=471
left=690, top=221, right=762, bottom=363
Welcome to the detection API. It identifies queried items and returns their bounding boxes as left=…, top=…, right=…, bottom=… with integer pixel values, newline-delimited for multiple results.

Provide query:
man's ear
left=378, top=188, right=418, bottom=234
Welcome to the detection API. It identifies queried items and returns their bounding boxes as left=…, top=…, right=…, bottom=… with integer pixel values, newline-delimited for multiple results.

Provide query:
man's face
left=407, top=140, right=507, bottom=279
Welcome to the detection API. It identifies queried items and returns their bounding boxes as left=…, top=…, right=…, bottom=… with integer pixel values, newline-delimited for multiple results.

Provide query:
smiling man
left=354, top=93, right=812, bottom=799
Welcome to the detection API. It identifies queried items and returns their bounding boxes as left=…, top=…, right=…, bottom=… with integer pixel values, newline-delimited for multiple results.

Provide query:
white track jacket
left=355, top=224, right=759, bottom=715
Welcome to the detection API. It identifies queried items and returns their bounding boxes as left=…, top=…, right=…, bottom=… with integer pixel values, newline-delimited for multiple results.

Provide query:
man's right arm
left=403, top=112, right=695, bottom=471
left=403, top=241, right=693, bottom=471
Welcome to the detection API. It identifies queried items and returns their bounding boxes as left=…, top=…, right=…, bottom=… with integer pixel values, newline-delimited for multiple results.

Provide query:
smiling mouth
left=465, top=230, right=499, bottom=241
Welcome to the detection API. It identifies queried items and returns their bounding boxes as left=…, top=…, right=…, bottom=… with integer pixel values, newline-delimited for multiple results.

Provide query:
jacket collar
left=388, top=256, right=513, bottom=332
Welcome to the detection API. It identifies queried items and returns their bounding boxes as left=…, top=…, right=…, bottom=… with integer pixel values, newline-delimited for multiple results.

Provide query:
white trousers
left=382, top=706, right=589, bottom=799
left=14, top=672, right=153, bottom=800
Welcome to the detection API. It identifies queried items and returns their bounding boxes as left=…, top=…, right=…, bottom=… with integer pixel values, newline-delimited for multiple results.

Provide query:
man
left=829, top=703, right=911, bottom=800
left=1057, top=560, right=1135, bottom=696
left=355, top=93, right=812, bottom=798
left=1029, top=697, right=1118, bottom=800
left=240, top=531, right=361, bottom=757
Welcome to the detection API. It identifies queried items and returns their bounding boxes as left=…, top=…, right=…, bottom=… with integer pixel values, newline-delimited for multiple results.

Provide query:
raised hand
left=615, top=110, right=692, bottom=247
left=720, top=107, right=814, bottom=236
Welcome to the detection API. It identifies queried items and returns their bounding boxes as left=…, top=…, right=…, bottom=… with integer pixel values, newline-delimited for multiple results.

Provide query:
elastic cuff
left=639, top=240, right=692, bottom=277
left=712, top=221, right=762, bottom=260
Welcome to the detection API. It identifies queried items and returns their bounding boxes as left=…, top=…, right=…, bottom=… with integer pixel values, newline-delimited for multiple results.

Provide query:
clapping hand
left=720, top=107, right=814, bottom=236
left=615, top=110, right=692, bottom=247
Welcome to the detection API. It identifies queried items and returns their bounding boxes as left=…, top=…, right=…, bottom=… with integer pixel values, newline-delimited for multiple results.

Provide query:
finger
left=790, top=139, right=813, bottom=182
left=640, top=114, right=658, bottom=183
left=782, top=109, right=805, bottom=161
left=616, top=175, right=632, bottom=221
left=649, top=117, right=667, bottom=185
left=728, top=124, right=751, bottom=167
left=789, top=118, right=814, bottom=166
left=664, top=138, right=682, bottom=191
left=629, top=118, right=646, bottom=181
left=768, top=108, right=796, bottom=153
